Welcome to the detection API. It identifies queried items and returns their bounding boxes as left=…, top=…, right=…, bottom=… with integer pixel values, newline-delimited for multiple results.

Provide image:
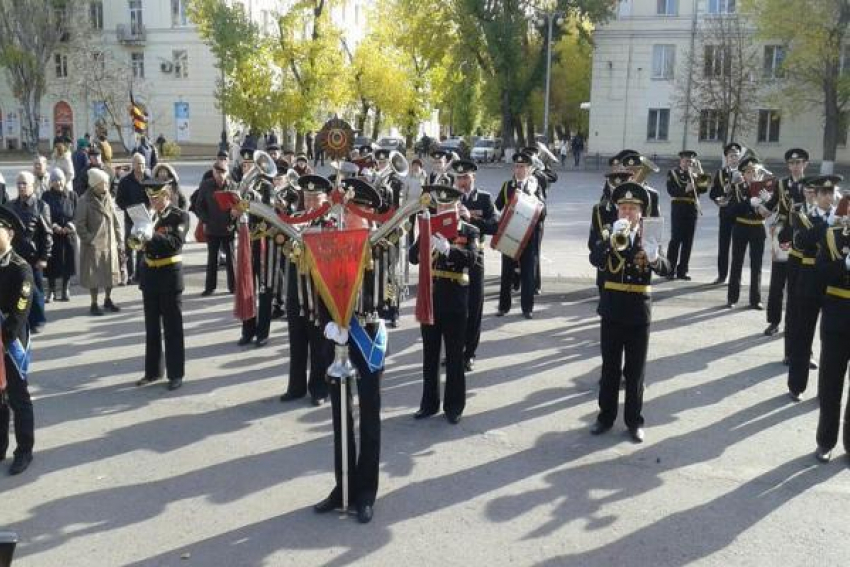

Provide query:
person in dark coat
left=115, top=153, right=150, bottom=283
left=42, top=168, right=77, bottom=302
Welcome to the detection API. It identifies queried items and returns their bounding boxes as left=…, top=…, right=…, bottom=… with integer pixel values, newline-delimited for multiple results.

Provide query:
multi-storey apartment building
left=589, top=0, right=849, bottom=165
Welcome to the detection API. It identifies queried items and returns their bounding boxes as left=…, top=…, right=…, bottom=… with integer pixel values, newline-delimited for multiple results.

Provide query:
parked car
left=353, top=135, right=373, bottom=150
left=375, top=136, right=406, bottom=155
left=437, top=137, right=470, bottom=160
left=470, top=138, right=503, bottom=163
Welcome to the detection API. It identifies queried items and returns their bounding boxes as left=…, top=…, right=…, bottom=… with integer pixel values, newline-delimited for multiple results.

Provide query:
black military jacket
left=139, top=206, right=190, bottom=293
left=0, top=248, right=34, bottom=346
left=817, top=226, right=850, bottom=334
left=792, top=207, right=833, bottom=299
left=9, top=196, right=52, bottom=265
left=461, top=188, right=499, bottom=245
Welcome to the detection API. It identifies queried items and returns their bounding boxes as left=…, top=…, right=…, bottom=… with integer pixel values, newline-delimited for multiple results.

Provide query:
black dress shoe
left=167, top=378, right=183, bottom=391
left=104, top=299, right=121, bottom=312
left=311, top=396, right=327, bottom=407
left=678, top=274, right=692, bottom=281
left=815, top=446, right=832, bottom=463
left=725, top=302, right=736, bottom=309
left=414, top=407, right=438, bottom=419
left=809, top=359, right=819, bottom=370
left=9, top=453, right=33, bottom=475
left=279, top=391, right=305, bottom=402
left=522, top=312, right=533, bottom=320
left=665, top=273, right=675, bottom=281
left=590, top=421, right=612, bottom=435
left=313, top=495, right=341, bottom=514
left=763, top=324, right=780, bottom=336
left=712, top=277, right=726, bottom=285
left=237, top=336, right=253, bottom=346
left=255, top=337, right=269, bottom=347
left=446, top=413, right=462, bottom=425
left=495, top=310, right=508, bottom=317
left=200, top=289, right=214, bottom=297
left=788, top=390, right=802, bottom=402
left=136, top=376, right=162, bottom=387
left=464, top=358, right=475, bottom=372
left=90, top=304, right=105, bottom=316
left=750, top=302, right=764, bottom=311
left=629, top=427, right=645, bottom=443
left=357, top=503, right=374, bottom=524
left=389, top=319, right=399, bottom=329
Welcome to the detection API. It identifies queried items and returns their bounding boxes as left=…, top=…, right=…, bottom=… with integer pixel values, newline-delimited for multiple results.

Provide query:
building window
left=757, top=109, right=781, bottom=143
left=657, top=0, right=678, bottom=15
left=652, top=45, right=675, bottom=79
left=647, top=108, right=670, bottom=141
left=699, top=109, right=727, bottom=142
left=92, top=51, right=105, bottom=74
left=708, top=0, right=736, bottom=14
left=129, top=0, right=144, bottom=35
left=838, top=111, right=849, bottom=147
left=173, top=50, right=188, bottom=78
left=89, top=1, right=103, bottom=30
left=131, top=52, right=145, bottom=79
left=54, top=53, right=68, bottom=78
left=703, top=45, right=731, bottom=78
left=763, top=45, right=786, bottom=79
left=171, top=0, right=188, bottom=26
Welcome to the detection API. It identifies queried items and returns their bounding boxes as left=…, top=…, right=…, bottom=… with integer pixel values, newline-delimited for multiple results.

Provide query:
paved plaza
left=2, top=163, right=849, bottom=566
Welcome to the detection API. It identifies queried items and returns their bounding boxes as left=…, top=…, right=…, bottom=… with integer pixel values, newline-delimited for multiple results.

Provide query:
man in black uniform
left=453, top=159, right=498, bottom=371
left=813, top=195, right=850, bottom=463
left=428, top=149, right=455, bottom=186
left=115, top=153, right=150, bottom=284
left=665, top=150, right=708, bottom=280
left=726, top=156, right=771, bottom=309
left=134, top=180, right=190, bottom=391
left=373, top=148, right=404, bottom=327
left=588, top=171, right=632, bottom=293
left=0, top=205, right=35, bottom=475
left=314, top=178, right=386, bottom=523
left=589, top=182, right=670, bottom=443
left=495, top=152, right=543, bottom=319
left=409, top=184, right=479, bottom=423
left=763, top=149, right=809, bottom=340
left=521, top=145, right=558, bottom=294
left=196, top=159, right=236, bottom=295
left=279, top=175, right=332, bottom=407
left=619, top=152, right=661, bottom=219
left=786, top=176, right=840, bottom=402
left=709, top=143, right=743, bottom=284
left=9, top=172, right=52, bottom=333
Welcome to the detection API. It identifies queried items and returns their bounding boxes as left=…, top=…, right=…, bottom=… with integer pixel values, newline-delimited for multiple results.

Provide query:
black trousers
left=535, top=220, right=544, bottom=292
left=143, top=291, right=185, bottom=380
left=784, top=260, right=801, bottom=359
left=329, top=345, right=382, bottom=507
left=284, top=315, right=329, bottom=400
left=0, top=355, right=34, bottom=458
left=420, top=309, right=467, bottom=416
left=766, top=260, right=787, bottom=326
left=716, top=211, right=734, bottom=282
left=28, top=267, right=46, bottom=328
left=598, top=319, right=649, bottom=429
left=204, top=235, right=235, bottom=293
left=816, top=328, right=850, bottom=451
left=728, top=222, right=765, bottom=306
left=498, top=231, right=537, bottom=314
left=465, top=257, right=485, bottom=361
left=787, top=295, right=821, bottom=395
left=667, top=205, right=697, bottom=277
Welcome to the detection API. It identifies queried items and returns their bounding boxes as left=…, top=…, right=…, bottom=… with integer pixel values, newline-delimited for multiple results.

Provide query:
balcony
left=116, top=24, right=146, bottom=45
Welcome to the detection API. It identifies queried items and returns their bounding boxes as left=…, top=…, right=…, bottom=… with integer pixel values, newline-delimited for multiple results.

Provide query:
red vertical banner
left=303, top=229, right=371, bottom=329
left=233, top=223, right=256, bottom=321
left=415, top=214, right=433, bottom=325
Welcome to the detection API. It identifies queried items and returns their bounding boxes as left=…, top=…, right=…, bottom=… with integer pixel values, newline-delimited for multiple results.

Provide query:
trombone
left=687, top=157, right=712, bottom=216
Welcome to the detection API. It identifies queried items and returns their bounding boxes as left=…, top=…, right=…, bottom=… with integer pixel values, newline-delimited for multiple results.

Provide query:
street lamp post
left=537, top=11, right=564, bottom=144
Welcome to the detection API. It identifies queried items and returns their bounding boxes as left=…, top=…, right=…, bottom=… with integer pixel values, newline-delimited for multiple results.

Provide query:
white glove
left=845, top=255, right=850, bottom=271
left=750, top=197, right=762, bottom=208
left=644, top=238, right=659, bottom=263
left=826, top=211, right=837, bottom=226
left=430, top=234, right=450, bottom=256
left=612, top=219, right=631, bottom=233
left=323, top=322, right=349, bottom=345
left=732, top=171, right=744, bottom=184
left=759, top=189, right=771, bottom=203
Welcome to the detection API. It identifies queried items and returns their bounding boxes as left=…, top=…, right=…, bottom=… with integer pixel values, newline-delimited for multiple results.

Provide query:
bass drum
left=490, top=191, right=544, bottom=260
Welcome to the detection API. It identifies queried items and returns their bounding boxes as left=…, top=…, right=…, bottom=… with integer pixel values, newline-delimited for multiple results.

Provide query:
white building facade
left=588, top=0, right=850, bottom=165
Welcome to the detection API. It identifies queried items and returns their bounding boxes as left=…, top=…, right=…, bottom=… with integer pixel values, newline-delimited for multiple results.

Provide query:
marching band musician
left=709, top=142, right=743, bottom=285
left=409, top=184, right=479, bottom=424
left=314, top=178, right=386, bottom=523
left=665, top=150, right=708, bottom=280
left=589, top=182, right=670, bottom=443
left=813, top=184, right=850, bottom=463
left=0, top=205, right=35, bottom=475
left=521, top=145, right=559, bottom=294
left=726, top=156, right=771, bottom=310
left=270, top=160, right=294, bottom=320
left=786, top=176, right=841, bottom=402
left=279, top=175, right=332, bottom=407
left=373, top=148, right=404, bottom=328
left=588, top=170, right=633, bottom=293
left=619, top=152, right=661, bottom=219
left=428, top=149, right=455, bottom=186
left=453, top=159, right=499, bottom=371
left=134, top=180, right=190, bottom=391
left=763, top=149, right=809, bottom=349
left=495, top=152, right=544, bottom=319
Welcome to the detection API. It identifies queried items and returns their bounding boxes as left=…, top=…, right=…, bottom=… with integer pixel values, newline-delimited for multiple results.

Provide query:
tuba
left=238, top=150, right=277, bottom=195
left=376, top=150, right=409, bottom=183
left=632, top=155, right=660, bottom=184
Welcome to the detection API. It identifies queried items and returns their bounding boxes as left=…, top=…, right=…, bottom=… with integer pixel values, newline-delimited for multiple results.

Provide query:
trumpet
left=611, top=224, right=632, bottom=252
left=127, top=225, right=150, bottom=251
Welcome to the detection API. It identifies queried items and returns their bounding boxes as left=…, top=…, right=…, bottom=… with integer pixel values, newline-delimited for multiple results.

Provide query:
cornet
left=611, top=224, right=632, bottom=252
left=127, top=224, right=152, bottom=251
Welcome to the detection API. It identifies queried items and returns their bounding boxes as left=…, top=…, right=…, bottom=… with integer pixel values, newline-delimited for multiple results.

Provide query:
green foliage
left=162, top=140, right=182, bottom=158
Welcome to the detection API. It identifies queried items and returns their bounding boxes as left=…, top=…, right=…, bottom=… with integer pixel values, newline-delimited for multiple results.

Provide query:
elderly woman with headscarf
left=42, top=168, right=78, bottom=302
left=51, top=140, right=75, bottom=193
left=74, top=168, right=123, bottom=315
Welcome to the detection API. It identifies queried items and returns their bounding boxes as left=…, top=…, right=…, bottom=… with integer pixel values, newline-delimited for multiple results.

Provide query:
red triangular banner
left=303, top=229, right=371, bottom=328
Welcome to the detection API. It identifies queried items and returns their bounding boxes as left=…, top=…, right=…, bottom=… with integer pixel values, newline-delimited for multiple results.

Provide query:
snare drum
left=490, top=191, right=544, bottom=260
